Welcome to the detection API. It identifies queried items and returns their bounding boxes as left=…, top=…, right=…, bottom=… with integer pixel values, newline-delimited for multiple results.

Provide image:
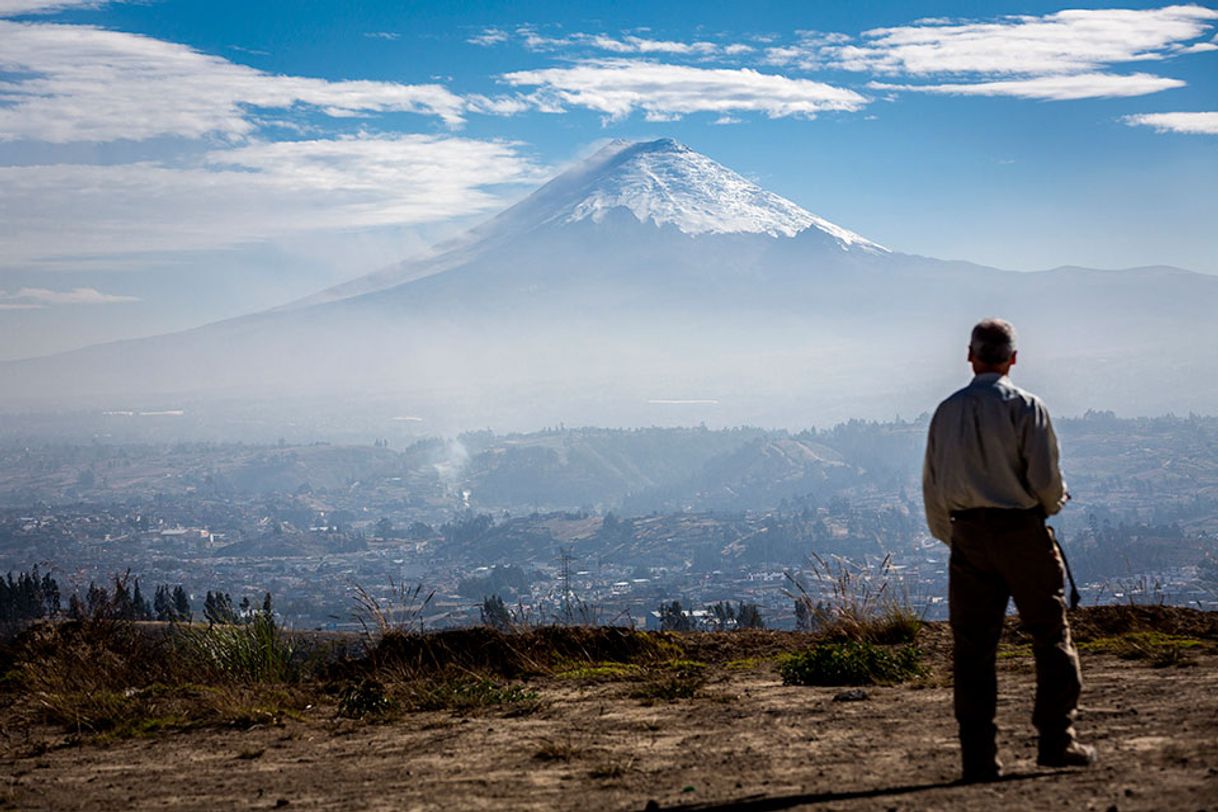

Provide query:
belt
left=949, top=506, right=1045, bottom=521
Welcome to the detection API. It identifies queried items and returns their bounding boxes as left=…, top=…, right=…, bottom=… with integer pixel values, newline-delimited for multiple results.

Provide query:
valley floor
left=4, top=647, right=1217, bottom=811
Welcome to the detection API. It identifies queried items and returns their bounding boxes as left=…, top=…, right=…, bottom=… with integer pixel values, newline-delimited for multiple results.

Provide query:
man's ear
left=1009, top=350, right=1018, bottom=366
left=967, top=347, right=975, bottom=363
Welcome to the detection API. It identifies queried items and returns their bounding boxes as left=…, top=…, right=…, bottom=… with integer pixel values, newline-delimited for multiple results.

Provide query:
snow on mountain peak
left=549, top=138, right=886, bottom=251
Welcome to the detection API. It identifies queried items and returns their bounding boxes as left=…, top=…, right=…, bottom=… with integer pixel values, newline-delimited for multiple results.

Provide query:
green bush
left=174, top=612, right=297, bottom=683
left=778, top=641, right=924, bottom=686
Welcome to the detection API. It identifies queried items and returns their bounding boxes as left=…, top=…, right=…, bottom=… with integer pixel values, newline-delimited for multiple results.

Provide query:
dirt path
left=5, top=653, right=1217, bottom=811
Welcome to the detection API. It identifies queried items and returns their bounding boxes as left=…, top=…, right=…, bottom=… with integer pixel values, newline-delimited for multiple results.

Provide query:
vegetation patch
left=337, top=678, right=394, bottom=720
left=1079, top=631, right=1210, bottom=667
left=630, top=659, right=708, bottom=702
left=778, top=641, right=925, bottom=686
left=786, top=554, right=924, bottom=645
left=998, top=643, right=1033, bottom=659
left=553, top=662, right=643, bottom=682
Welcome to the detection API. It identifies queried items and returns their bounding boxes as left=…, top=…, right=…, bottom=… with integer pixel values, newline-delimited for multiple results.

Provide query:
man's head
left=968, top=318, right=1017, bottom=375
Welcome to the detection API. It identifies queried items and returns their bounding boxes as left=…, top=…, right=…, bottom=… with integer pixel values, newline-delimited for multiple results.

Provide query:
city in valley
left=4, top=413, right=1215, bottom=630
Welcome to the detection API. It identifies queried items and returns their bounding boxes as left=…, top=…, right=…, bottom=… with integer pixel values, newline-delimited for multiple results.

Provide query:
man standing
left=923, top=318, right=1096, bottom=783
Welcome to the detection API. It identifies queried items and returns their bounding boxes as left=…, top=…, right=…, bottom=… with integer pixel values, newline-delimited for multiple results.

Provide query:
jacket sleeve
left=1022, top=398, right=1068, bottom=516
left=922, top=414, right=952, bottom=544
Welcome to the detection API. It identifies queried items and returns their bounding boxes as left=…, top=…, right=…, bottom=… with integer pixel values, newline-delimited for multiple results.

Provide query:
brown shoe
left=1038, top=741, right=1097, bottom=768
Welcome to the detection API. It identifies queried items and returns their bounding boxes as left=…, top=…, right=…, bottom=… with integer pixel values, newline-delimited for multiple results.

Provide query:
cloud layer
left=503, top=60, right=867, bottom=121
left=0, top=20, right=475, bottom=141
left=1, top=135, right=543, bottom=267
left=1123, top=111, right=1218, bottom=134
left=822, top=6, right=1218, bottom=76
left=761, top=7, right=1217, bottom=101
left=871, top=72, right=1187, bottom=101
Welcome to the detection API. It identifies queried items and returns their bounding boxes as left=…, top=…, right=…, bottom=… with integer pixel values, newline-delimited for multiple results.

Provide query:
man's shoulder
left=933, top=376, right=1048, bottom=416
left=994, top=377, right=1048, bottom=411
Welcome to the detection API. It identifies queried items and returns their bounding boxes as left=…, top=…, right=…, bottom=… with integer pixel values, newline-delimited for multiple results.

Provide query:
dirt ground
left=3, top=647, right=1217, bottom=812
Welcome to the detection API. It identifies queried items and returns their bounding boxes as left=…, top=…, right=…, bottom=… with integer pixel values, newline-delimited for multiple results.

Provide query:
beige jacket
left=922, top=373, right=1067, bottom=543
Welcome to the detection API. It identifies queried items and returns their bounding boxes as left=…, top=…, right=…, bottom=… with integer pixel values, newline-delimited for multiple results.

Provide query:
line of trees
left=1, top=569, right=195, bottom=623
left=0, top=567, right=60, bottom=622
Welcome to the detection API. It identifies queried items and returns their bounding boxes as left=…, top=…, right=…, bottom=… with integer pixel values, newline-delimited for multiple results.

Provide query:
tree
left=659, top=600, right=691, bottom=632
left=68, top=593, right=85, bottom=621
left=132, top=580, right=152, bottom=621
left=204, top=591, right=237, bottom=625
left=172, top=586, right=192, bottom=622
left=374, top=517, right=395, bottom=539
left=480, top=594, right=513, bottom=631
left=735, top=602, right=765, bottom=630
left=154, top=584, right=172, bottom=621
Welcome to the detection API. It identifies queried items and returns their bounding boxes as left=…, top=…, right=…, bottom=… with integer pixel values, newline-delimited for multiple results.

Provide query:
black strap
left=1049, top=526, right=1081, bottom=610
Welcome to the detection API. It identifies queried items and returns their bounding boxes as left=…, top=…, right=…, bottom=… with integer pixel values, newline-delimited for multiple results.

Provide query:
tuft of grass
left=630, top=660, right=708, bottom=703
left=724, top=656, right=772, bottom=670
left=173, top=612, right=297, bottom=684
left=1079, top=631, right=1209, bottom=667
left=553, top=662, right=642, bottom=682
left=351, top=580, right=434, bottom=640
left=533, top=737, right=578, bottom=762
left=786, top=554, right=924, bottom=644
left=997, top=643, right=1033, bottom=659
left=778, top=641, right=924, bottom=686
left=590, top=756, right=635, bottom=779
left=336, top=678, right=394, bottom=720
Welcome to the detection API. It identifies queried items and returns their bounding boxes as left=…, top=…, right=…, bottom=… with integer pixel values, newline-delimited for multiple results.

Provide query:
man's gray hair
left=970, top=318, right=1017, bottom=365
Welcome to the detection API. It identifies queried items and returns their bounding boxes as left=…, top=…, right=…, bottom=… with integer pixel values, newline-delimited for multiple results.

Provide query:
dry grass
left=786, top=554, right=924, bottom=645
left=5, top=605, right=1214, bottom=746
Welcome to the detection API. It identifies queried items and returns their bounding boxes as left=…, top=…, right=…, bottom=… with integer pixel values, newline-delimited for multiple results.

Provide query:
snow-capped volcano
left=290, top=137, right=886, bottom=308
left=550, top=138, right=885, bottom=249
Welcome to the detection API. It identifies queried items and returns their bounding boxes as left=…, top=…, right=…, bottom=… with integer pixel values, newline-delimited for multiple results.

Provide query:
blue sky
left=1, top=0, right=1215, bottom=359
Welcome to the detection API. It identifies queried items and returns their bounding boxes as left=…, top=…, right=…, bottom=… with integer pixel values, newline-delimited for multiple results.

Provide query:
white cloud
left=506, top=27, right=747, bottom=57
left=1123, top=111, right=1218, bottom=134
left=0, top=0, right=105, bottom=14
left=502, top=60, right=867, bottom=121
left=467, top=27, right=509, bottom=46
left=776, top=6, right=1216, bottom=101
left=0, top=135, right=545, bottom=268
left=830, top=6, right=1218, bottom=76
left=870, top=72, right=1187, bottom=101
left=363, top=31, right=399, bottom=41
left=0, top=287, right=139, bottom=306
left=0, top=20, right=472, bottom=141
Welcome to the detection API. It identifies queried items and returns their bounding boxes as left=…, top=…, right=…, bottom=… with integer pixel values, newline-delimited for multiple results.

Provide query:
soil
left=3, top=618, right=1217, bottom=811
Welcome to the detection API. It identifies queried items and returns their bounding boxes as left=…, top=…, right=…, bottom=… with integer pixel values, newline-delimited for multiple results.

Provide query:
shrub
left=785, top=554, right=924, bottom=644
left=630, top=660, right=708, bottom=702
left=778, top=640, right=924, bottom=686
left=174, top=611, right=297, bottom=683
left=337, top=678, right=393, bottom=719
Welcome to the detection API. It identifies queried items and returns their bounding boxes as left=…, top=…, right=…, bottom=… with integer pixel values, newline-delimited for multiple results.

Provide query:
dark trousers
left=949, top=508, right=1083, bottom=769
